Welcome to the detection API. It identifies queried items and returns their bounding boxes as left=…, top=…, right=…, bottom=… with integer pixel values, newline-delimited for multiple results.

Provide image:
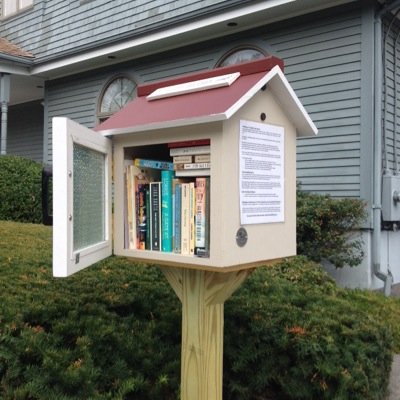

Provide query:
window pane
left=73, top=144, right=106, bottom=252
left=19, top=0, right=33, bottom=9
left=3, top=0, right=17, bottom=15
left=219, top=49, right=265, bottom=67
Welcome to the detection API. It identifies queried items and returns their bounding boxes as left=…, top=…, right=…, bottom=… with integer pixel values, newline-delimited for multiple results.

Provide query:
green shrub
left=297, top=189, right=367, bottom=268
left=0, top=155, right=43, bottom=223
left=0, top=222, right=396, bottom=400
left=224, top=257, right=394, bottom=400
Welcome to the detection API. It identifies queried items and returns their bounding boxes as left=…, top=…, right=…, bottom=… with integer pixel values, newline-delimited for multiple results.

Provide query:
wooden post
left=163, top=267, right=251, bottom=400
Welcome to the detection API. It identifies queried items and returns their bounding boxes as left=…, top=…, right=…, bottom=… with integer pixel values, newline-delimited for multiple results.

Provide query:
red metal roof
left=96, top=57, right=284, bottom=134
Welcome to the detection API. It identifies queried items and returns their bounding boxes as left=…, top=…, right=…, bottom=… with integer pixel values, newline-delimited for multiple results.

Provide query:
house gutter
left=372, top=0, right=400, bottom=295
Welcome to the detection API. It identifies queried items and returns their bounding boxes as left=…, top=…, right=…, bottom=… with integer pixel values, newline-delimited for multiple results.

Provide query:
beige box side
left=112, top=89, right=298, bottom=271
left=112, top=123, right=228, bottom=268
left=217, top=89, right=297, bottom=267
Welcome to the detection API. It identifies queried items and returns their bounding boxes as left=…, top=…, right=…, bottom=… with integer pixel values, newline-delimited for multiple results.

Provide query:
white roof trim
left=147, top=72, right=240, bottom=101
left=225, top=65, right=317, bottom=137
left=31, top=0, right=293, bottom=77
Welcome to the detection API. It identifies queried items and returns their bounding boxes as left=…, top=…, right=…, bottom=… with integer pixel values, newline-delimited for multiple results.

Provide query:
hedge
left=0, top=221, right=396, bottom=400
left=0, top=155, right=43, bottom=224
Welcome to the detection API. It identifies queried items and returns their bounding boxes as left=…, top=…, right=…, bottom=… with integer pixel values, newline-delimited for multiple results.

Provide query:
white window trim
left=2, top=0, right=33, bottom=18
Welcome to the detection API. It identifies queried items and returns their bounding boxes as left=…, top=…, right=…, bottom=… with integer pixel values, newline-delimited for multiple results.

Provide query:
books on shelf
left=125, top=164, right=159, bottom=250
left=125, top=143, right=211, bottom=258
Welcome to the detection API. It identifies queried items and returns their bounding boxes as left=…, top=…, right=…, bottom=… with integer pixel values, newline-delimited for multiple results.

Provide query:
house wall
left=0, top=0, right=249, bottom=60
left=382, top=14, right=400, bottom=175
left=46, top=2, right=365, bottom=199
left=7, top=101, right=44, bottom=163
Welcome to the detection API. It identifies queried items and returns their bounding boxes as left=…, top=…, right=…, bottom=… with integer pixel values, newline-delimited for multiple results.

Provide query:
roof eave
left=226, top=65, right=317, bottom=137
left=99, top=113, right=226, bottom=137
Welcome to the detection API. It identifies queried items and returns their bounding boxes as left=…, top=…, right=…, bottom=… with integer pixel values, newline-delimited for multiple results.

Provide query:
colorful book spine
left=173, top=182, right=182, bottom=253
left=137, top=183, right=148, bottom=250
left=189, top=182, right=195, bottom=256
left=168, top=139, right=210, bottom=148
left=161, top=170, right=174, bottom=252
left=175, top=169, right=210, bottom=177
left=181, top=183, right=190, bottom=255
left=150, top=182, right=161, bottom=251
left=174, top=162, right=210, bottom=170
left=195, top=177, right=210, bottom=257
left=173, top=155, right=193, bottom=164
left=194, top=154, right=210, bottom=163
left=134, top=158, right=174, bottom=171
left=195, top=177, right=206, bottom=249
left=125, top=165, right=135, bottom=249
left=145, top=188, right=151, bottom=250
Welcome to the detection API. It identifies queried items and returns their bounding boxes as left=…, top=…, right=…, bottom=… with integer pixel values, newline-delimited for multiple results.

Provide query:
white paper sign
left=239, top=120, right=284, bottom=224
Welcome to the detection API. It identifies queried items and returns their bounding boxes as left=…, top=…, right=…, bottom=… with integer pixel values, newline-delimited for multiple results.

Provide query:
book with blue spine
left=161, top=170, right=174, bottom=252
left=134, top=158, right=174, bottom=171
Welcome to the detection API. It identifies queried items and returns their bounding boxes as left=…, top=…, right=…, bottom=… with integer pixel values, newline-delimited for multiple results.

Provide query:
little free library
left=52, top=56, right=317, bottom=400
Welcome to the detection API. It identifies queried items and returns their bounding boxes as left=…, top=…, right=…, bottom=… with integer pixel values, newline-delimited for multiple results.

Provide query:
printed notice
left=239, top=120, right=284, bottom=224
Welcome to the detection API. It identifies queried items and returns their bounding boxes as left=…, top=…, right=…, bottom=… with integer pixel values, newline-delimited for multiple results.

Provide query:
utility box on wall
left=52, top=57, right=317, bottom=277
left=382, top=174, right=400, bottom=222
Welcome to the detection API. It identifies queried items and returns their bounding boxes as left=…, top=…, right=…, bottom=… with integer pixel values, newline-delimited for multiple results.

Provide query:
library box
left=52, top=56, right=317, bottom=277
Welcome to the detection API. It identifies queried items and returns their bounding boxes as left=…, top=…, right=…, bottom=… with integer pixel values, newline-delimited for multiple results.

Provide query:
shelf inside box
left=122, top=141, right=211, bottom=259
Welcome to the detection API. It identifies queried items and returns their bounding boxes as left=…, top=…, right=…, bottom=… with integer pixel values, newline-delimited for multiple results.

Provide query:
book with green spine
left=161, top=170, right=174, bottom=252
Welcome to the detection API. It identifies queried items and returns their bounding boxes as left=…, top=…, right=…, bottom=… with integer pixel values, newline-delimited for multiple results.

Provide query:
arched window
left=217, top=47, right=267, bottom=68
left=98, top=76, right=137, bottom=123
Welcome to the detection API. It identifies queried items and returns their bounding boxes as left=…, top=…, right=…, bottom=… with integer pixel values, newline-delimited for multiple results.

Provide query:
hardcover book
left=194, top=154, right=211, bottom=163
left=174, top=162, right=210, bottom=170
left=169, top=145, right=211, bottom=157
left=168, top=139, right=210, bottom=148
left=175, top=169, right=210, bottom=177
left=173, top=155, right=193, bottom=164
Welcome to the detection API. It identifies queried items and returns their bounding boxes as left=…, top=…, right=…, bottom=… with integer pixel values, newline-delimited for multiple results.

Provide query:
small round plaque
left=236, top=227, right=248, bottom=247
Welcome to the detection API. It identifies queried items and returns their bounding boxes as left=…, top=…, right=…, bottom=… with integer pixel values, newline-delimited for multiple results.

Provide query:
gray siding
left=382, top=15, right=400, bottom=175
left=263, top=6, right=363, bottom=197
left=46, top=3, right=364, bottom=199
left=0, top=0, right=250, bottom=61
left=8, top=101, right=44, bottom=163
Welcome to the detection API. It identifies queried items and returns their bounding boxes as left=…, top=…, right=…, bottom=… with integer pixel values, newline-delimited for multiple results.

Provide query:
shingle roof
left=0, top=37, right=34, bottom=59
